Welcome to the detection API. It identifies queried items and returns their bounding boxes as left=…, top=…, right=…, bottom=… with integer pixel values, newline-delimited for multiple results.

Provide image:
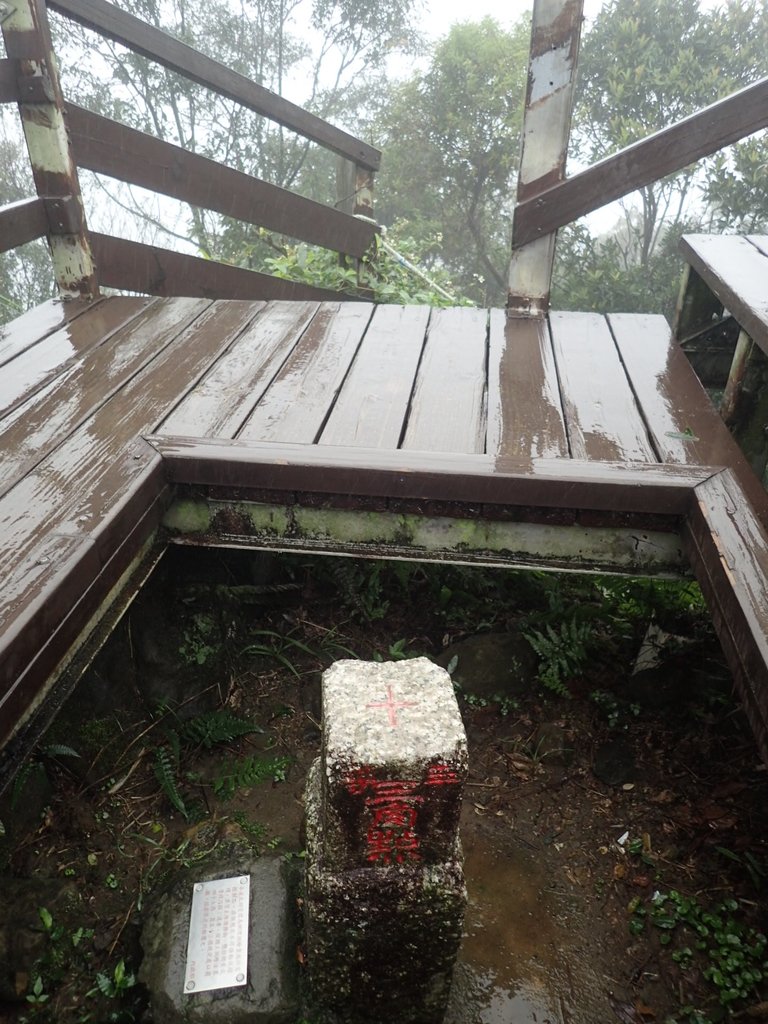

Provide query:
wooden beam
left=48, top=0, right=381, bottom=171
left=1, top=0, right=97, bottom=299
left=0, top=197, right=47, bottom=251
left=513, top=76, right=768, bottom=246
left=145, top=435, right=710, bottom=516
left=507, top=0, right=584, bottom=317
left=67, top=105, right=378, bottom=259
left=89, top=233, right=357, bottom=302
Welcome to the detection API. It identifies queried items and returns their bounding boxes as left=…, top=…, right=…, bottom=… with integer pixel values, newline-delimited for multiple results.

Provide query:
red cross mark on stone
left=366, top=684, right=417, bottom=728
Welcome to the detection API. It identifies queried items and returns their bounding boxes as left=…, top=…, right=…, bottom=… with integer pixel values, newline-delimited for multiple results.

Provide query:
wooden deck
left=3, top=296, right=768, bottom=772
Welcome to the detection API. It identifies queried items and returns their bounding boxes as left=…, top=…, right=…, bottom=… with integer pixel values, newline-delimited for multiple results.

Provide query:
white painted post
left=508, top=0, right=583, bottom=318
left=1, top=0, right=98, bottom=299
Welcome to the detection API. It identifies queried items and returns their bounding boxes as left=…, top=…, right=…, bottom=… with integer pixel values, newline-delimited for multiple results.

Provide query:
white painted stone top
left=320, top=658, right=468, bottom=868
left=322, top=658, right=466, bottom=768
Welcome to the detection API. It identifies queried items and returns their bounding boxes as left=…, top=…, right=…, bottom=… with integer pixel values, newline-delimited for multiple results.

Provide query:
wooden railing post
left=336, top=156, right=375, bottom=291
left=507, top=0, right=583, bottom=318
left=1, top=0, right=97, bottom=299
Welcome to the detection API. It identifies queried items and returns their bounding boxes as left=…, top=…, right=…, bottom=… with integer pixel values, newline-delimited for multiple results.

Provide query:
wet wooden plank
left=0, top=297, right=95, bottom=368
left=0, top=442, right=166, bottom=746
left=487, top=309, right=568, bottom=459
left=161, top=301, right=315, bottom=438
left=609, top=312, right=768, bottom=514
left=0, top=297, right=210, bottom=497
left=0, top=296, right=151, bottom=418
left=680, top=235, right=768, bottom=356
left=684, top=469, right=768, bottom=763
left=319, top=305, right=429, bottom=449
left=50, top=0, right=380, bottom=170
left=70, top=108, right=377, bottom=257
left=238, top=303, right=373, bottom=444
left=149, top=435, right=706, bottom=516
left=401, top=307, right=488, bottom=454
left=549, top=311, right=656, bottom=462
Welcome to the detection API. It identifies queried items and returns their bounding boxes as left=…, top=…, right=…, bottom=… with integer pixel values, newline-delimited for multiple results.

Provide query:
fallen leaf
left=651, top=789, right=676, bottom=804
left=635, top=998, right=656, bottom=1020
left=745, top=1001, right=768, bottom=1018
left=614, top=863, right=627, bottom=880
left=608, top=992, right=644, bottom=1023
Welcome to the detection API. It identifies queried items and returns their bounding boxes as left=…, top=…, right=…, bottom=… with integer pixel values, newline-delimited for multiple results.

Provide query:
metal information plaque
left=184, top=875, right=250, bottom=994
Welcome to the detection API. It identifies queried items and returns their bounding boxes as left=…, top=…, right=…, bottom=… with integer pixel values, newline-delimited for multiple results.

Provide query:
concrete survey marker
left=305, top=658, right=469, bottom=1023
left=321, top=657, right=468, bottom=870
left=184, top=875, right=250, bottom=994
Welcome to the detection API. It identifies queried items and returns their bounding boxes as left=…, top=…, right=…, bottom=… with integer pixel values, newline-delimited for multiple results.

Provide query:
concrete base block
left=304, top=761, right=466, bottom=1023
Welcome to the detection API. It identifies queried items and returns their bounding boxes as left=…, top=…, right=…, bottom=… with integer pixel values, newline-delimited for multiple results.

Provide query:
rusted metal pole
left=507, top=0, right=583, bottom=318
left=1, top=0, right=98, bottom=299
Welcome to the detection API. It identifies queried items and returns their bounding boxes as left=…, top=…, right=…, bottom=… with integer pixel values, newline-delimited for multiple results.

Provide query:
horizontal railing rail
left=1, top=0, right=380, bottom=305
left=0, top=198, right=48, bottom=251
left=48, top=0, right=381, bottom=172
left=67, top=105, right=378, bottom=258
left=89, top=234, right=349, bottom=301
left=512, top=75, right=768, bottom=247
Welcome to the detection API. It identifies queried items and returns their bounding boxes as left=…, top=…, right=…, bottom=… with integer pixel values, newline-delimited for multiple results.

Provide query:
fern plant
left=153, top=738, right=188, bottom=819
left=524, top=619, right=592, bottom=698
left=213, top=755, right=291, bottom=800
left=178, top=710, right=262, bottom=750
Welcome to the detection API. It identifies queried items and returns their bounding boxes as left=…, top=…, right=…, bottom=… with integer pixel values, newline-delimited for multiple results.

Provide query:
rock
left=434, top=631, right=538, bottom=702
left=531, top=723, right=573, bottom=766
left=139, top=856, right=299, bottom=1024
left=592, top=738, right=636, bottom=787
left=0, top=878, right=79, bottom=1001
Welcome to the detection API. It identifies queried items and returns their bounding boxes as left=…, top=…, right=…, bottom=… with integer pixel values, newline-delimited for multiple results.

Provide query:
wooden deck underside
left=3, top=296, right=768, bottom=769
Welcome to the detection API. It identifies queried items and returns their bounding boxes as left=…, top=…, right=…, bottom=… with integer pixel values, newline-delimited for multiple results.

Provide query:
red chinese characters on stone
left=343, top=763, right=460, bottom=865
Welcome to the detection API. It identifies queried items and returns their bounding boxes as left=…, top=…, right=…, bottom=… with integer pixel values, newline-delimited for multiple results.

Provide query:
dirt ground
left=1, top=548, right=768, bottom=1024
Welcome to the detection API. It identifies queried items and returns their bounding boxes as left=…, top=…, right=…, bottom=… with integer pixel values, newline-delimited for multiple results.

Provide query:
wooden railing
left=0, top=0, right=380, bottom=304
left=508, top=0, right=768, bottom=317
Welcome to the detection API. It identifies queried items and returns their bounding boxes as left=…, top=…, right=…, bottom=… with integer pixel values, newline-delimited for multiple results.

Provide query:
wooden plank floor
left=3, top=296, right=768, bottom=765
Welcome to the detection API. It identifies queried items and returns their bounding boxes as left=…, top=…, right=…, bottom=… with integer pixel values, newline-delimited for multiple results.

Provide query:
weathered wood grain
left=0, top=297, right=206, bottom=497
left=679, top=235, right=768, bottom=357
left=684, top=469, right=768, bottom=762
left=0, top=298, right=94, bottom=368
left=320, top=305, right=429, bottom=449
left=238, top=303, right=374, bottom=444
left=161, top=301, right=317, bottom=438
left=0, top=296, right=151, bottom=420
left=550, top=311, right=656, bottom=462
left=0, top=198, right=48, bottom=252
left=401, top=307, right=488, bottom=454
left=487, top=309, right=568, bottom=458
left=89, top=234, right=346, bottom=302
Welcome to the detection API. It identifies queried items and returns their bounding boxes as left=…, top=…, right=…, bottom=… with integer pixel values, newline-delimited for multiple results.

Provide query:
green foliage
left=630, top=889, right=768, bottom=1015
left=262, top=228, right=465, bottom=305
left=179, top=612, right=219, bottom=666
left=178, top=710, right=262, bottom=750
left=374, top=17, right=530, bottom=305
left=153, top=742, right=188, bottom=819
left=704, top=134, right=768, bottom=234
left=554, top=0, right=768, bottom=314
left=523, top=620, right=592, bottom=697
left=212, top=754, right=291, bottom=800
left=91, top=959, right=137, bottom=1000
